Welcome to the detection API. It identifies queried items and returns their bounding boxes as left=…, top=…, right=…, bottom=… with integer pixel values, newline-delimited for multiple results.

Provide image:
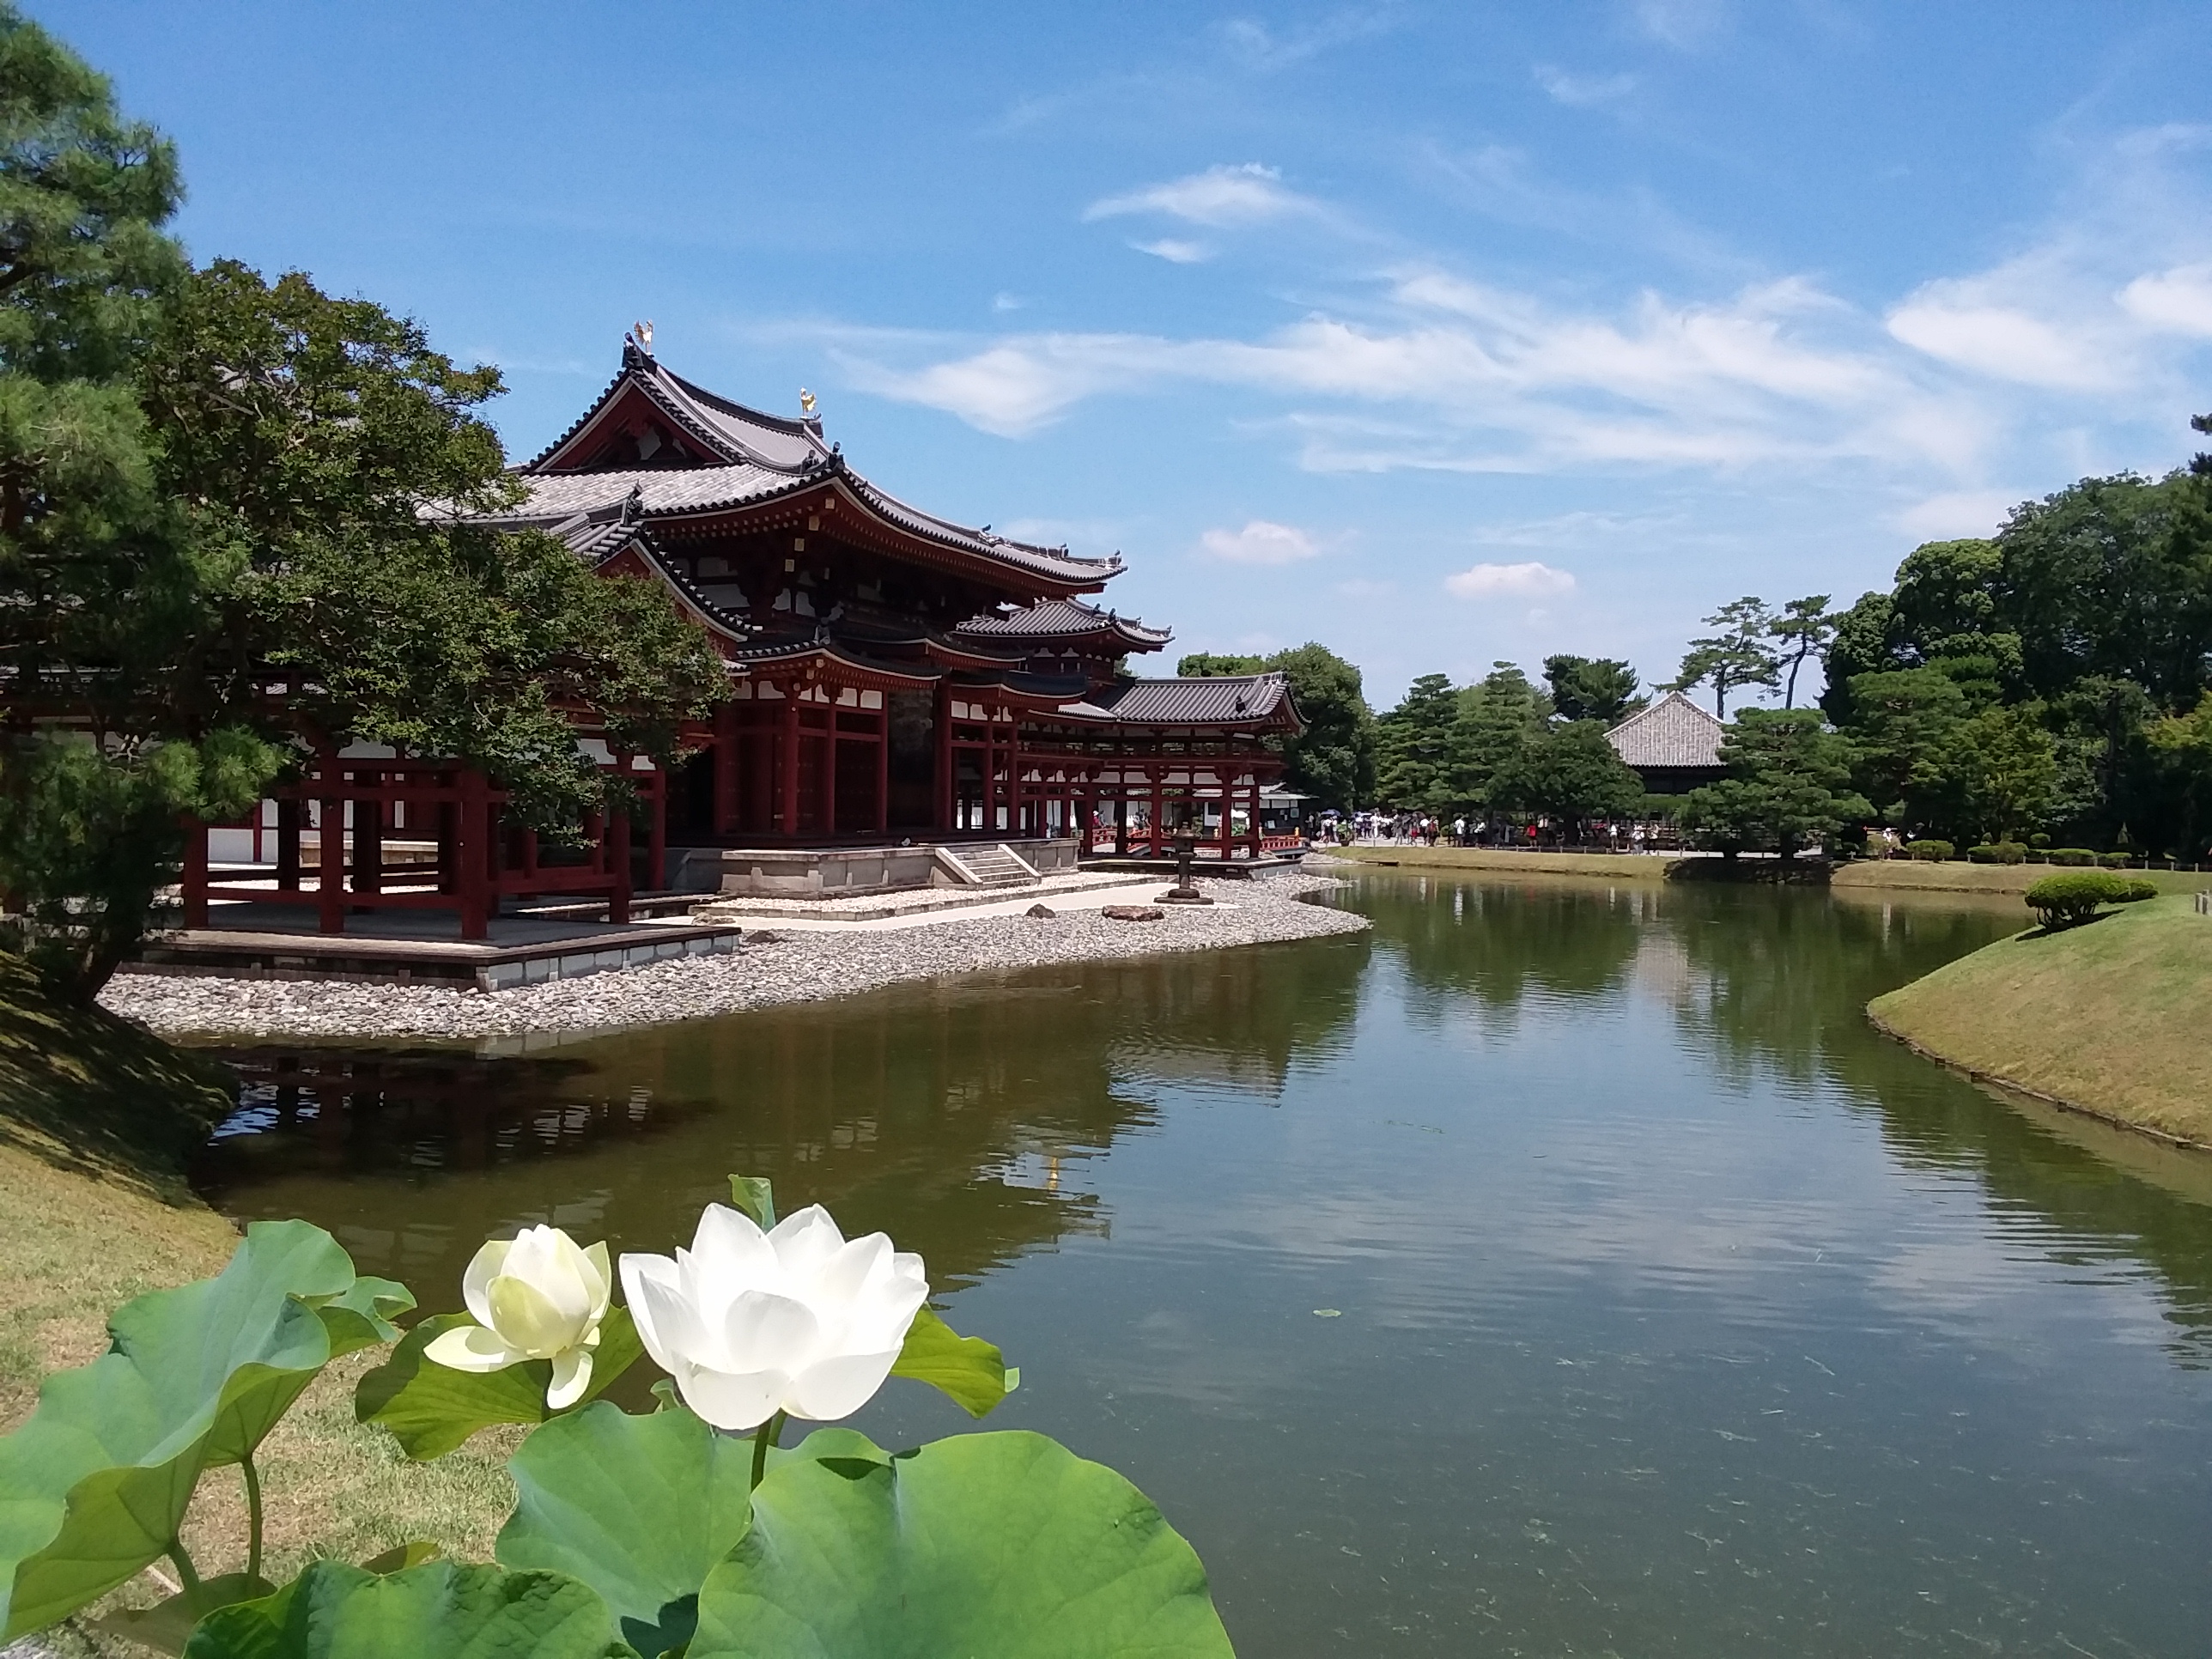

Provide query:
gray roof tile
left=1607, top=690, right=1725, bottom=769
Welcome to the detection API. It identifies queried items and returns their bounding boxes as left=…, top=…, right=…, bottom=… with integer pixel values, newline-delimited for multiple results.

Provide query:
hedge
left=2049, top=848, right=2099, bottom=866
left=2099, top=851, right=2131, bottom=868
left=1967, top=842, right=2027, bottom=864
left=1906, top=839, right=1955, bottom=862
left=2025, top=870, right=2144, bottom=928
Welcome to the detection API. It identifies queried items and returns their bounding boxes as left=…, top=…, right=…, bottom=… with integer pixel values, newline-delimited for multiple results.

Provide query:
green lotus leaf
left=495, top=1401, right=760, bottom=1658
left=354, top=1305, right=644, bottom=1461
left=889, top=1306, right=1019, bottom=1419
left=690, top=1429, right=1237, bottom=1657
left=182, top=1559, right=638, bottom=1659
left=0, top=1219, right=408, bottom=1640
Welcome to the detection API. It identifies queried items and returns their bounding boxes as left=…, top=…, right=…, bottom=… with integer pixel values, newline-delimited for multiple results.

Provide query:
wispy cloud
left=1085, top=163, right=1321, bottom=228
left=1214, top=9, right=1397, bottom=70
left=1445, top=561, right=1577, bottom=599
left=2119, top=264, right=2212, bottom=336
left=1133, top=238, right=1212, bottom=264
left=1627, top=0, right=1730, bottom=51
left=1534, top=65, right=1637, bottom=107
left=1198, top=520, right=1322, bottom=564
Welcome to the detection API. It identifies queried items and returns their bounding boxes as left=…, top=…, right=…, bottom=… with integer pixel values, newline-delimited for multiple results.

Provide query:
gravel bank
left=101, top=872, right=1370, bottom=1042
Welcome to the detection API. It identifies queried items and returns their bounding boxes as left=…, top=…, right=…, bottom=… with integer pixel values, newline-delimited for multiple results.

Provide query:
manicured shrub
left=2099, top=851, right=2130, bottom=869
left=2051, top=848, right=2098, bottom=866
left=1967, top=842, right=2028, bottom=865
left=1907, top=839, right=1954, bottom=861
left=2028, top=833, right=2051, bottom=849
left=2025, top=849, right=2048, bottom=863
left=2119, top=878, right=2159, bottom=902
left=2025, top=870, right=2134, bottom=927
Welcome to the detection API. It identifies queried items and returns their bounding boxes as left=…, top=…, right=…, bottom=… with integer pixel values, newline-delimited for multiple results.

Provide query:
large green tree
left=0, top=12, right=724, bottom=1000
left=1673, top=597, right=1779, bottom=716
left=1374, top=672, right=1461, bottom=812
left=1680, top=709, right=1870, bottom=861
left=1542, top=654, right=1643, bottom=724
left=1451, top=662, right=1548, bottom=809
left=1488, top=720, right=1643, bottom=836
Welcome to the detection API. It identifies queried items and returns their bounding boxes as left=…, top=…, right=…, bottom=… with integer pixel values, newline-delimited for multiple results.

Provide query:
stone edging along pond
left=99, top=872, right=1371, bottom=1043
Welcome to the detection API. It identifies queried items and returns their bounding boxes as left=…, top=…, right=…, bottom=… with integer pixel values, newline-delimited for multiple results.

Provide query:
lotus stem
left=242, top=1452, right=264, bottom=1583
left=749, top=1410, right=788, bottom=1491
left=167, top=1539, right=203, bottom=1596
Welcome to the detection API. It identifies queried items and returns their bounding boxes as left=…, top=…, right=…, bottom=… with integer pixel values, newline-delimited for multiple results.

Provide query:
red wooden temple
left=182, top=335, right=1304, bottom=937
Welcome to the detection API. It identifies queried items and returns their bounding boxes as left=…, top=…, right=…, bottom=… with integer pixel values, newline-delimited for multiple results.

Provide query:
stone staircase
left=936, top=842, right=1042, bottom=889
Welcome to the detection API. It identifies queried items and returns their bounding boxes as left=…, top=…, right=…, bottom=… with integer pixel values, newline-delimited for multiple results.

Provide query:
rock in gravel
left=1100, top=905, right=1164, bottom=921
left=1025, top=903, right=1057, bottom=919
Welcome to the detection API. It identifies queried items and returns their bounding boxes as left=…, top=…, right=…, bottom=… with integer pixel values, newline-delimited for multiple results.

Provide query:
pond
left=195, top=872, right=2212, bottom=1656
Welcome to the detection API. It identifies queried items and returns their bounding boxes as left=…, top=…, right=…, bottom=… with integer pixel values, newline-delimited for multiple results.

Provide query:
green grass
left=0, top=952, right=515, bottom=1648
left=1869, top=896, right=2212, bottom=1149
left=1323, top=846, right=1675, bottom=880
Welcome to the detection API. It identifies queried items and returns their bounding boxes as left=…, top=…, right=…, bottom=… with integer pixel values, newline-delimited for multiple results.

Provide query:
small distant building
left=1606, top=691, right=1726, bottom=796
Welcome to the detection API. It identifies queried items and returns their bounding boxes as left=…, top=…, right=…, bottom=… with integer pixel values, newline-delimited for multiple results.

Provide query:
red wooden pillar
left=713, top=701, right=740, bottom=835
left=875, top=709, right=890, bottom=836
left=180, top=815, right=210, bottom=929
left=456, top=769, right=488, bottom=939
left=1006, top=715, right=1023, bottom=837
left=779, top=693, right=801, bottom=837
left=822, top=708, right=839, bottom=839
left=352, top=769, right=383, bottom=895
left=317, top=767, right=345, bottom=934
left=1149, top=768, right=1164, bottom=857
left=933, top=684, right=953, bottom=830
left=1218, top=777, right=1233, bottom=860
left=646, top=767, right=667, bottom=891
left=1249, top=779, right=1264, bottom=858
left=607, top=783, right=633, bottom=924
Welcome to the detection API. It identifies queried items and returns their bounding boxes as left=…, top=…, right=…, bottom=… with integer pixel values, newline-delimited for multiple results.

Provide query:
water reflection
left=198, top=934, right=1370, bottom=1300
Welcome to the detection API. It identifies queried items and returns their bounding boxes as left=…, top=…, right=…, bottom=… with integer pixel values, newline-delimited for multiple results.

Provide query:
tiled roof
left=1606, top=690, right=1725, bottom=769
left=955, top=598, right=1173, bottom=650
left=511, top=345, right=1118, bottom=589
left=1091, top=673, right=1293, bottom=726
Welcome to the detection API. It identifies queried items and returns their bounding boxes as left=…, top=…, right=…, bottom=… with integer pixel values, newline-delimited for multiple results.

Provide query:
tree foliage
left=1488, top=720, right=1643, bottom=832
left=0, top=14, right=724, bottom=1000
left=1680, top=709, right=1870, bottom=860
left=1541, top=653, right=1643, bottom=723
left=1814, top=441, right=2212, bottom=856
left=1673, top=596, right=1779, bottom=717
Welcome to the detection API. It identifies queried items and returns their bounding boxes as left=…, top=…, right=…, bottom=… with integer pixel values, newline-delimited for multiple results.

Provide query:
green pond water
left=195, top=873, right=2212, bottom=1656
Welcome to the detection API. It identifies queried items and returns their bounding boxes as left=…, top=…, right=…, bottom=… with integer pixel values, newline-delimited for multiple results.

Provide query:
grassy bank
left=1835, top=860, right=2209, bottom=897
left=1323, top=846, right=1676, bottom=881
left=0, top=953, right=513, bottom=1647
left=1869, top=896, right=2212, bottom=1150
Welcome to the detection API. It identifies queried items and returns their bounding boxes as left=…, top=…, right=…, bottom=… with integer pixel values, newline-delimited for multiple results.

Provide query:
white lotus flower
left=424, top=1225, right=612, bottom=1409
left=619, top=1203, right=928, bottom=1432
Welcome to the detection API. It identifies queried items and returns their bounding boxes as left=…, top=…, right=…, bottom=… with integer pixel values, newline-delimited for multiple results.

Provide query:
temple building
left=489, top=334, right=1301, bottom=853
left=180, top=335, right=1304, bottom=938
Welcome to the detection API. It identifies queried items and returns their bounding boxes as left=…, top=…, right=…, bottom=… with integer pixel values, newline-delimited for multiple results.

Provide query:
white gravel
left=100, top=872, right=1370, bottom=1042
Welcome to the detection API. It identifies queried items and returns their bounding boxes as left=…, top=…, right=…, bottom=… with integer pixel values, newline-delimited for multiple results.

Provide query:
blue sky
left=43, top=1, right=2212, bottom=706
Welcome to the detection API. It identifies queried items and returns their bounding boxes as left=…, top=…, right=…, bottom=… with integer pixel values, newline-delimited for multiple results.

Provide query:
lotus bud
left=619, top=1202, right=928, bottom=1432
left=424, top=1224, right=612, bottom=1410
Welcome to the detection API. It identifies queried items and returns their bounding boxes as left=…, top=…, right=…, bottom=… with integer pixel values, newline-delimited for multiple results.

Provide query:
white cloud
left=991, top=292, right=1026, bottom=313
left=1534, top=64, right=1636, bottom=106
left=1085, top=163, right=1318, bottom=228
left=1133, top=238, right=1212, bottom=264
left=2119, top=264, right=2212, bottom=336
left=1629, top=0, right=1729, bottom=49
left=1445, top=561, right=1577, bottom=599
left=1197, top=520, right=1322, bottom=564
left=1886, top=289, right=2118, bottom=392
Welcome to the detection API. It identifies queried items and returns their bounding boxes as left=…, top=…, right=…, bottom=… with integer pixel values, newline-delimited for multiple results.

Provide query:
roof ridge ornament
left=626, top=319, right=654, bottom=360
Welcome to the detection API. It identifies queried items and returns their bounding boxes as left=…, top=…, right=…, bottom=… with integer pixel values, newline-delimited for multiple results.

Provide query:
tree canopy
left=1542, top=654, right=1643, bottom=724
left=1680, top=709, right=1869, bottom=861
left=0, top=10, right=723, bottom=998
left=1179, top=641, right=1376, bottom=810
